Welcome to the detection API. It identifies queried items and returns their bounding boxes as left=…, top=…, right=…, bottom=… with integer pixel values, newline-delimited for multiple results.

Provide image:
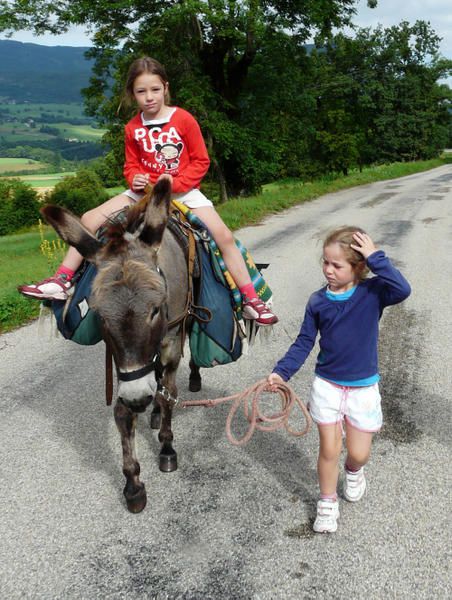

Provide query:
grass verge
left=217, top=158, right=445, bottom=229
left=0, top=157, right=448, bottom=333
left=0, top=227, right=65, bottom=333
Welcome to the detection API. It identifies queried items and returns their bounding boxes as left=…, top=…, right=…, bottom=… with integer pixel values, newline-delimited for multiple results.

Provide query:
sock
left=345, top=462, right=361, bottom=473
left=320, top=493, right=337, bottom=502
left=239, top=283, right=257, bottom=301
left=55, top=265, right=75, bottom=281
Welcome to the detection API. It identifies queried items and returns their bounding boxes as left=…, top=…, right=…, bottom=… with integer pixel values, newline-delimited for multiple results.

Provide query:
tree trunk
left=213, top=157, right=228, bottom=203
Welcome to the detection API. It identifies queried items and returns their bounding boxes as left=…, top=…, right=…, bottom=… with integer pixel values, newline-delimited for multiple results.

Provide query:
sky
left=1, top=0, right=451, bottom=60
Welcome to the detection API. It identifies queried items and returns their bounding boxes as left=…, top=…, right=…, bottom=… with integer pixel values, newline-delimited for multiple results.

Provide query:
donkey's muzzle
left=116, top=356, right=159, bottom=405
left=117, top=371, right=157, bottom=405
left=118, top=395, right=153, bottom=413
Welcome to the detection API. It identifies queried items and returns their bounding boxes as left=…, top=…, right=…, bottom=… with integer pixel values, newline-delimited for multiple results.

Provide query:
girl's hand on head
left=266, top=372, right=284, bottom=392
left=350, top=231, right=377, bottom=259
left=132, top=173, right=150, bottom=191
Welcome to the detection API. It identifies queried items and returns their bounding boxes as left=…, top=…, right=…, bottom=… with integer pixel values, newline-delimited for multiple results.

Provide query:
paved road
left=1, top=166, right=451, bottom=599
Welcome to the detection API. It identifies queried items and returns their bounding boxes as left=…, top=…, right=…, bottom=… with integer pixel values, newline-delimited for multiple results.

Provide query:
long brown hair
left=323, top=226, right=369, bottom=281
left=119, top=56, right=170, bottom=112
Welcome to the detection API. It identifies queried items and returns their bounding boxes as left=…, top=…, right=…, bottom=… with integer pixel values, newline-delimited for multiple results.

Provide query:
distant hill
left=0, top=40, right=93, bottom=103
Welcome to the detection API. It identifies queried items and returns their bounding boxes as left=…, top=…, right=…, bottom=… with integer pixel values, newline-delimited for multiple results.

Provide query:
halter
left=117, top=354, right=160, bottom=382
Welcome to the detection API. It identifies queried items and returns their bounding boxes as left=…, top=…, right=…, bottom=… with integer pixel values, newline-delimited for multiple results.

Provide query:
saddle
left=169, top=201, right=274, bottom=368
left=169, top=202, right=243, bottom=368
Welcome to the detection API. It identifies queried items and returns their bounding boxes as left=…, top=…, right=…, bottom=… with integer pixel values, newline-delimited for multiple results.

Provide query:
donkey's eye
left=151, top=307, right=159, bottom=319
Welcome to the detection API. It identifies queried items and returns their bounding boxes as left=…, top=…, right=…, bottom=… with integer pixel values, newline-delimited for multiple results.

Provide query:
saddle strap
left=167, top=207, right=198, bottom=354
left=106, top=341, right=113, bottom=406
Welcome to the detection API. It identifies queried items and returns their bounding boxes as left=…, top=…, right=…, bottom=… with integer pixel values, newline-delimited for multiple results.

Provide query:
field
left=0, top=122, right=105, bottom=143
left=12, top=172, right=76, bottom=188
left=2, top=102, right=88, bottom=119
left=0, top=171, right=120, bottom=195
left=0, top=171, right=76, bottom=197
left=0, top=102, right=106, bottom=143
left=0, top=158, right=49, bottom=173
left=0, top=124, right=55, bottom=143
left=48, top=123, right=105, bottom=141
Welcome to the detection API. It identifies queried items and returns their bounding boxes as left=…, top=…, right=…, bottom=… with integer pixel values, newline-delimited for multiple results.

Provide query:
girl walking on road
left=267, top=227, right=411, bottom=533
left=19, top=56, right=277, bottom=327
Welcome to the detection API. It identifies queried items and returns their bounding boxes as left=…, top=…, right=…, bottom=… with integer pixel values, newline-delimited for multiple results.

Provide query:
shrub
left=46, top=168, right=109, bottom=216
left=0, top=179, right=40, bottom=235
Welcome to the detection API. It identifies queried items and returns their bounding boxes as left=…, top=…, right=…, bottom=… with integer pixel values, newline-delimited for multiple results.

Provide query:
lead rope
left=179, top=379, right=312, bottom=447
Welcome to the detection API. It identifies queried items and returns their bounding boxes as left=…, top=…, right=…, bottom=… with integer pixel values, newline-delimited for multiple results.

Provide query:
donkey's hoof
left=150, top=410, right=161, bottom=430
left=189, top=377, right=202, bottom=393
left=159, top=449, right=178, bottom=472
left=124, top=483, right=147, bottom=513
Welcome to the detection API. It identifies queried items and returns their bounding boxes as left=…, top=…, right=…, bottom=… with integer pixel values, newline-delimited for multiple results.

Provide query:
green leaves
left=2, top=2, right=450, bottom=195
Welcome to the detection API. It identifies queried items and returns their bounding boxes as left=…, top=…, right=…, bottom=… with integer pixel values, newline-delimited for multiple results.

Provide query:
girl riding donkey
left=19, top=57, right=278, bottom=327
left=267, top=227, right=411, bottom=533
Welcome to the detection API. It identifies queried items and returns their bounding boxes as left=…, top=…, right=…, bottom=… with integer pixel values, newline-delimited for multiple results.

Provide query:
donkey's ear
left=140, top=177, right=172, bottom=247
left=41, top=205, right=103, bottom=260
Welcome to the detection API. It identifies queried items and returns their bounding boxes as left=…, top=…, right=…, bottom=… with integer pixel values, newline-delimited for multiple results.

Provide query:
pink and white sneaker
left=313, top=499, right=340, bottom=533
left=242, top=297, right=278, bottom=326
left=18, top=276, right=72, bottom=301
left=344, top=467, right=366, bottom=502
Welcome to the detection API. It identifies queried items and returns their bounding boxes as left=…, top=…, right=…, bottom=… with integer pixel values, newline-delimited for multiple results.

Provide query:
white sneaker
left=313, top=499, right=339, bottom=533
left=344, top=467, right=366, bottom=502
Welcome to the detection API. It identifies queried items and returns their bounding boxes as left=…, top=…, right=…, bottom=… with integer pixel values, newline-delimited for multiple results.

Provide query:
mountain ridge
left=0, top=40, right=93, bottom=103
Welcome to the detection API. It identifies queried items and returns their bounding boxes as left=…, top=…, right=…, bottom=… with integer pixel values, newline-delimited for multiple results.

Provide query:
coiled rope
left=179, top=379, right=312, bottom=446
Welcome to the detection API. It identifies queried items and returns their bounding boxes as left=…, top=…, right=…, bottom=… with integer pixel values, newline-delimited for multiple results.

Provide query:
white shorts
left=123, top=188, right=213, bottom=209
left=309, top=376, right=383, bottom=432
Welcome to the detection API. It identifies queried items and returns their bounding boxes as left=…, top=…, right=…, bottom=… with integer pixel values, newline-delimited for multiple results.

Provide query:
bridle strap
left=105, top=349, right=159, bottom=406
left=117, top=361, right=157, bottom=382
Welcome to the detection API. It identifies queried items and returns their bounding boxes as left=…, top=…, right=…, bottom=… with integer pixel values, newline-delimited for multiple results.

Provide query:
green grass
left=0, top=123, right=104, bottom=143
left=2, top=172, right=76, bottom=189
left=0, top=156, right=448, bottom=333
left=0, top=102, right=102, bottom=143
left=51, top=123, right=105, bottom=141
left=0, top=158, right=49, bottom=173
left=0, top=125, right=55, bottom=143
left=2, top=103, right=87, bottom=119
left=0, top=227, right=65, bottom=331
left=106, top=186, right=126, bottom=198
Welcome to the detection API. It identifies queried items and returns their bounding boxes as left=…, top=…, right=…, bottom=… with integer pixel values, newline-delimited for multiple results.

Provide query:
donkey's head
left=42, top=179, right=173, bottom=408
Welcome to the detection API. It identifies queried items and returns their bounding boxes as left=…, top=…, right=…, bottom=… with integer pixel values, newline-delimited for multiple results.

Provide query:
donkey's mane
left=99, top=192, right=156, bottom=255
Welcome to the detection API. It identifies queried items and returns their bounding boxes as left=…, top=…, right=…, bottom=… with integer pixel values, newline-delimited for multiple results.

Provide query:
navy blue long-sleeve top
left=272, top=251, right=411, bottom=383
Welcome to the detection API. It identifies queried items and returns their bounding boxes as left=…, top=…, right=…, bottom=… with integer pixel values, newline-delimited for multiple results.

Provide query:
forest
left=0, top=1, right=451, bottom=204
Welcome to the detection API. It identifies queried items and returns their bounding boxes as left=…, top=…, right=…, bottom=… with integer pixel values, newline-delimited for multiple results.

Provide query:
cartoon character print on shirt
left=134, top=124, right=185, bottom=174
left=154, top=142, right=184, bottom=171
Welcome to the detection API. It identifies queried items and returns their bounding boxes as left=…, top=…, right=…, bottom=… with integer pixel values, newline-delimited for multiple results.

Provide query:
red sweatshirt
left=123, top=107, right=210, bottom=194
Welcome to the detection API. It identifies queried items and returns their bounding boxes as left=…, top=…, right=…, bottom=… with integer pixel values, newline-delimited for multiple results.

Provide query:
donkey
left=42, top=178, right=201, bottom=512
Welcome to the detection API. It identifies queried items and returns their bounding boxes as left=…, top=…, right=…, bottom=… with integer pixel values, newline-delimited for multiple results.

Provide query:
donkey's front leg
left=114, top=400, right=147, bottom=513
left=156, top=365, right=179, bottom=473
